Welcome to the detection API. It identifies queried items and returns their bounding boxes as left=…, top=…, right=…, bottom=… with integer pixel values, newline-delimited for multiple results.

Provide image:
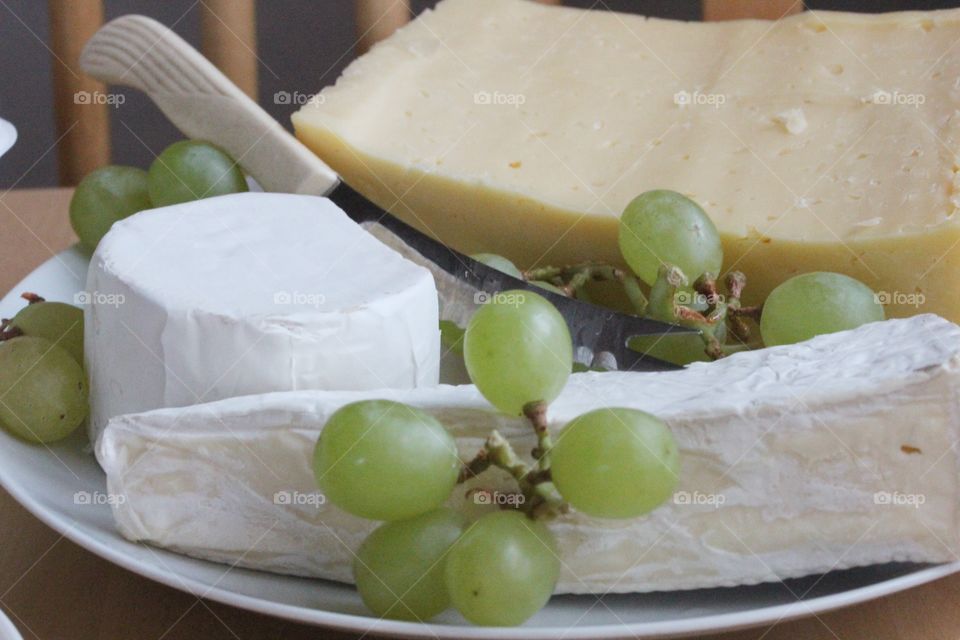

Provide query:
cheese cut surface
left=99, top=315, right=960, bottom=594
left=85, top=192, right=440, bottom=443
left=294, top=0, right=960, bottom=321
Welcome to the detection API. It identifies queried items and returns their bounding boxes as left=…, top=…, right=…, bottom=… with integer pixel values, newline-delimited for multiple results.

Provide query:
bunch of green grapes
left=314, top=288, right=680, bottom=626
left=5, top=296, right=83, bottom=364
left=0, top=296, right=88, bottom=443
left=70, top=140, right=248, bottom=252
left=616, top=190, right=884, bottom=361
left=384, top=189, right=887, bottom=369
left=311, top=395, right=563, bottom=626
left=311, top=399, right=529, bottom=625
left=351, top=505, right=561, bottom=626
left=340, top=189, right=886, bottom=626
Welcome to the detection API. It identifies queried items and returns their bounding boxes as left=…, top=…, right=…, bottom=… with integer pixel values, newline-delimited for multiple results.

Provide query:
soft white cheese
left=98, top=315, right=960, bottom=593
left=84, top=192, right=440, bottom=443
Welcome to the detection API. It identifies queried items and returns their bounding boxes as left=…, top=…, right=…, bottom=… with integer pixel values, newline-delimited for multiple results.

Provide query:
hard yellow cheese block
left=294, top=0, right=960, bottom=320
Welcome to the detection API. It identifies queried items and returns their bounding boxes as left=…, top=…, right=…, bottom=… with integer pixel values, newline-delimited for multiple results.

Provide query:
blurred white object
left=0, top=609, right=22, bottom=640
left=0, top=119, right=16, bottom=159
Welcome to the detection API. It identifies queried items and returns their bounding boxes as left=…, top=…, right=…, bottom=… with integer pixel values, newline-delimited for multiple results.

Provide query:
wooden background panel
left=703, top=0, right=804, bottom=21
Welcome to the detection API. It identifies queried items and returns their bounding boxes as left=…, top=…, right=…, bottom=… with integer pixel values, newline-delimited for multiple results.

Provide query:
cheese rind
left=99, top=315, right=960, bottom=593
left=84, top=192, right=440, bottom=443
left=294, top=0, right=960, bottom=321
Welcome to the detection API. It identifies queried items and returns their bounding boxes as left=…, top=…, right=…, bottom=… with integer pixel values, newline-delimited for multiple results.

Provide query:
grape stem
left=646, top=266, right=723, bottom=359
left=0, top=319, right=22, bottom=341
left=0, top=293, right=47, bottom=343
left=523, top=401, right=552, bottom=471
left=457, top=401, right=567, bottom=519
left=644, top=265, right=760, bottom=360
left=523, top=263, right=648, bottom=314
left=521, top=262, right=763, bottom=359
left=456, top=448, right=490, bottom=483
left=723, top=272, right=762, bottom=343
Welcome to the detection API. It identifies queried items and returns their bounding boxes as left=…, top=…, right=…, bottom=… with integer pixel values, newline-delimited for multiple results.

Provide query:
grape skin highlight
left=10, top=301, right=84, bottom=366
left=354, top=508, right=467, bottom=621
left=0, top=337, right=88, bottom=444
left=312, top=400, right=460, bottom=521
left=147, top=140, right=248, bottom=207
left=551, top=408, right=679, bottom=519
left=445, top=510, right=559, bottom=626
left=463, top=289, right=572, bottom=416
left=760, top=272, right=885, bottom=347
left=618, top=190, right=723, bottom=286
left=470, top=253, right=524, bottom=280
left=69, top=165, right=152, bottom=252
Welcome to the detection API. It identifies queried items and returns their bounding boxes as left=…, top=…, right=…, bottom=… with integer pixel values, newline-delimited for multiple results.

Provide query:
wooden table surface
left=1, top=187, right=958, bottom=640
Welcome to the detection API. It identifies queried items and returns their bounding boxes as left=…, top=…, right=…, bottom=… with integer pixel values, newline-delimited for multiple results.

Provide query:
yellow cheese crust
left=294, top=0, right=960, bottom=320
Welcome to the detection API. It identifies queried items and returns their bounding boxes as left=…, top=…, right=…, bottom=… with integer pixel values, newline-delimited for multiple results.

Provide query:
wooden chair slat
left=48, top=0, right=110, bottom=186
left=355, top=0, right=411, bottom=54
left=703, top=0, right=803, bottom=21
left=200, top=0, right=259, bottom=100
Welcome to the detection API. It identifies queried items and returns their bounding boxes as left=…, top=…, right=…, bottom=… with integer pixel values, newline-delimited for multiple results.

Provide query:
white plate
left=0, top=608, right=23, bottom=640
left=1, top=248, right=958, bottom=639
left=0, top=119, right=16, bottom=159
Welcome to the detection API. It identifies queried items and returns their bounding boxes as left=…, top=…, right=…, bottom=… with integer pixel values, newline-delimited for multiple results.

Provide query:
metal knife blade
left=331, top=185, right=693, bottom=372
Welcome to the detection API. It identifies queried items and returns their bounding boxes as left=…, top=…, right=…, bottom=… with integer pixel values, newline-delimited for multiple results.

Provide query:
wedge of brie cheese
left=294, top=0, right=960, bottom=322
left=99, top=315, right=960, bottom=593
left=85, top=192, right=440, bottom=443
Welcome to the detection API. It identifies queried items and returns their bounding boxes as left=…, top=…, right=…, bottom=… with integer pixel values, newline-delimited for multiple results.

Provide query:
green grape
left=618, top=190, right=723, bottom=286
left=312, top=400, right=460, bottom=521
left=354, top=508, right=467, bottom=621
left=69, top=165, right=151, bottom=251
left=439, top=320, right=465, bottom=355
left=463, top=290, right=572, bottom=416
left=0, top=337, right=88, bottom=444
left=628, top=313, right=727, bottom=366
left=9, top=301, right=84, bottom=365
left=573, top=283, right=594, bottom=304
left=147, top=140, right=248, bottom=207
left=551, top=408, right=679, bottom=519
left=760, top=272, right=884, bottom=347
left=627, top=333, right=712, bottom=366
left=445, top=510, right=559, bottom=626
left=531, top=280, right=566, bottom=295
left=470, top=253, right=524, bottom=280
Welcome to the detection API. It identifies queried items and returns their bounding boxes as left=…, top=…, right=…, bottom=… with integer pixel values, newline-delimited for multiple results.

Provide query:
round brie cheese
left=84, top=192, right=440, bottom=443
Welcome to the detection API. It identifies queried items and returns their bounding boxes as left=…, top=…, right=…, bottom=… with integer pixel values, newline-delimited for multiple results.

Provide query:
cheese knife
left=79, top=15, right=695, bottom=372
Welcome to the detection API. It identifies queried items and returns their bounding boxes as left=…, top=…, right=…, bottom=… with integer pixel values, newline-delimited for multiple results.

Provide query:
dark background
left=1, top=0, right=957, bottom=188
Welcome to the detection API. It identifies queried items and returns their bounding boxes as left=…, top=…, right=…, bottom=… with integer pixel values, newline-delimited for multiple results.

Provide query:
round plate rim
left=0, top=607, right=23, bottom=640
